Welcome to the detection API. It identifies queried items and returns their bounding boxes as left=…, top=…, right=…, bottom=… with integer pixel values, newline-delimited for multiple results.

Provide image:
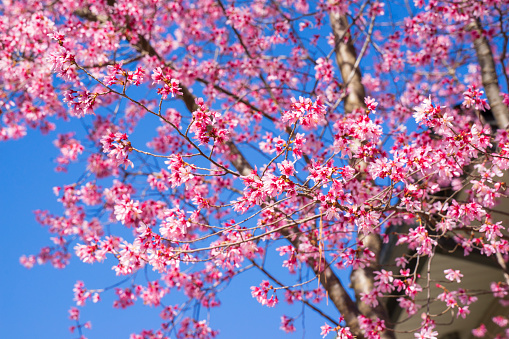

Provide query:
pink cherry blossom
left=444, top=269, right=463, bottom=283
left=8, top=1, right=509, bottom=338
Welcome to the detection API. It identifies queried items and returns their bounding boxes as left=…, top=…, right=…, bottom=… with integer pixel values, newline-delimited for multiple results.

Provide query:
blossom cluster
left=8, top=1, right=509, bottom=339
left=100, top=130, right=133, bottom=168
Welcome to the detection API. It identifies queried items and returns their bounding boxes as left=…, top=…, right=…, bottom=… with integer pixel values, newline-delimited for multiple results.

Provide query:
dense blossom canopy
left=3, top=0, right=509, bottom=338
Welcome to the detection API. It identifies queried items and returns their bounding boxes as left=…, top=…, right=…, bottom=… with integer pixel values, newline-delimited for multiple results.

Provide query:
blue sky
left=0, top=114, right=341, bottom=338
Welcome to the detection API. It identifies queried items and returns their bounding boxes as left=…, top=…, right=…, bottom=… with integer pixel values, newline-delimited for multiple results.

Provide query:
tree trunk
left=329, top=8, right=395, bottom=339
left=469, top=19, right=509, bottom=129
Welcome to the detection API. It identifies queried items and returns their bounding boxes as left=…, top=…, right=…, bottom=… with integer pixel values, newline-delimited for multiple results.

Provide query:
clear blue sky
left=0, top=116, right=340, bottom=338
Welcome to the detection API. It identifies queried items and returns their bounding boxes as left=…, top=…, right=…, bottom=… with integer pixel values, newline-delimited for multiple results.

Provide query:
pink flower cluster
left=282, top=96, right=327, bottom=129
left=251, top=280, right=278, bottom=307
left=188, top=98, right=230, bottom=145
left=151, top=67, right=183, bottom=99
left=463, top=85, right=490, bottom=112
left=100, top=130, right=133, bottom=168
left=53, top=132, right=84, bottom=172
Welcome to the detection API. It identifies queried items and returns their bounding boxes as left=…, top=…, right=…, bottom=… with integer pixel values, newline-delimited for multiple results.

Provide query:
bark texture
left=329, top=12, right=366, bottom=113
left=470, top=19, right=509, bottom=129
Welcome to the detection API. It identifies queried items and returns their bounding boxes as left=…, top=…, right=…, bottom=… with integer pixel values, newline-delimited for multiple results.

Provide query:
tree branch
left=75, top=5, right=252, bottom=178
left=75, top=3, right=388, bottom=336
left=281, top=229, right=364, bottom=336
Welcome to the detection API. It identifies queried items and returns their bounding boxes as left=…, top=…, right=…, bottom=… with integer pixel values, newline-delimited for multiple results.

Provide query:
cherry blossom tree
left=3, top=0, right=509, bottom=338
